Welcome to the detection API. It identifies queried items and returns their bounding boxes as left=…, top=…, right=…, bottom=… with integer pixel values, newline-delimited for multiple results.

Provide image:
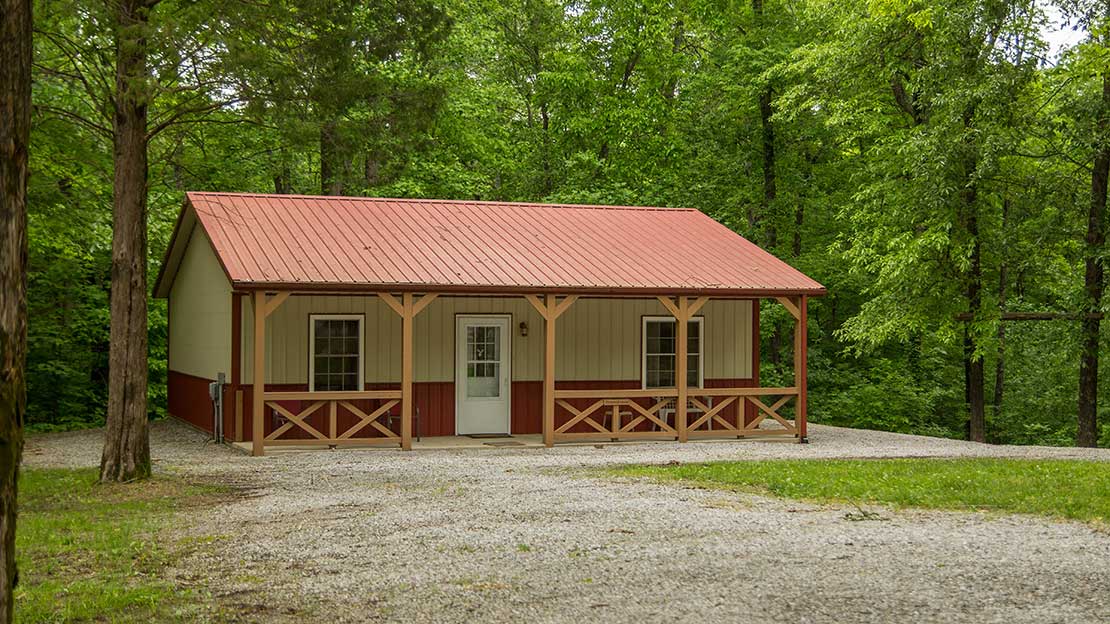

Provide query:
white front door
left=455, top=315, right=511, bottom=434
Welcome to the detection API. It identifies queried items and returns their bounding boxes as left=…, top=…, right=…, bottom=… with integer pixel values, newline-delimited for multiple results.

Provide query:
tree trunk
left=1078, top=73, right=1109, bottom=447
left=0, top=0, right=31, bottom=617
left=101, top=0, right=153, bottom=483
left=320, top=120, right=342, bottom=195
left=273, top=149, right=292, bottom=194
left=758, top=86, right=776, bottom=249
left=994, top=199, right=1008, bottom=415
left=964, top=192, right=985, bottom=443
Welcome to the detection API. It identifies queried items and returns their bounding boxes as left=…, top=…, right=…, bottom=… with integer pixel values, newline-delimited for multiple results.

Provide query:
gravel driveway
left=24, top=421, right=1110, bottom=624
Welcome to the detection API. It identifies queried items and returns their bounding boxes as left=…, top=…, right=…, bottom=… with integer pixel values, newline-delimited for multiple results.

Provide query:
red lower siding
left=168, top=370, right=217, bottom=433
left=228, top=377, right=758, bottom=441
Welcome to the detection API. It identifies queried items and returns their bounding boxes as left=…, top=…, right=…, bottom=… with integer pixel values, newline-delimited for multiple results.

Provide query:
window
left=465, top=324, right=502, bottom=398
left=642, top=317, right=703, bottom=389
left=309, top=315, right=363, bottom=392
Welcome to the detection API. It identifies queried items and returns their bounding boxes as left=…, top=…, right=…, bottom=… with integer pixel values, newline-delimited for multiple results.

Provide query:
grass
left=613, top=458, right=1110, bottom=525
left=15, top=468, right=226, bottom=623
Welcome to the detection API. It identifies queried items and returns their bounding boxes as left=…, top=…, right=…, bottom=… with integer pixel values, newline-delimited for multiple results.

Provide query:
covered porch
left=234, top=291, right=809, bottom=456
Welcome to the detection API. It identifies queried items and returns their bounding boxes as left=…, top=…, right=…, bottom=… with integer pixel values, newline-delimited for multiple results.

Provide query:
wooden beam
left=263, top=291, right=290, bottom=317
left=552, top=294, right=578, bottom=319
left=676, top=296, right=688, bottom=443
left=794, top=295, right=808, bottom=441
left=687, top=296, right=710, bottom=318
left=328, top=400, right=337, bottom=440
left=401, top=293, right=414, bottom=451
left=412, top=292, right=439, bottom=317
left=266, top=401, right=328, bottom=440
left=657, top=295, right=681, bottom=319
left=525, top=293, right=547, bottom=319
left=543, top=294, right=557, bottom=447
left=251, top=291, right=266, bottom=456
left=775, top=296, right=801, bottom=321
left=379, top=292, right=404, bottom=317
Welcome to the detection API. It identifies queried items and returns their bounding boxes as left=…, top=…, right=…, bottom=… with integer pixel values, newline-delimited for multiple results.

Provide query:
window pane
left=313, top=318, right=360, bottom=392
left=467, top=362, right=500, bottom=398
left=688, top=321, right=699, bottom=353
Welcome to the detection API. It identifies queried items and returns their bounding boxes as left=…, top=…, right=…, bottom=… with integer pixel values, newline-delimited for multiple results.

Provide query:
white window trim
left=641, top=316, right=704, bottom=389
left=308, top=314, right=365, bottom=392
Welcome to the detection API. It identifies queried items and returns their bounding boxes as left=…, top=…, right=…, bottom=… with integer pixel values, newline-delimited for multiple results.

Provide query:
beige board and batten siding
left=240, top=295, right=752, bottom=384
left=168, top=229, right=232, bottom=380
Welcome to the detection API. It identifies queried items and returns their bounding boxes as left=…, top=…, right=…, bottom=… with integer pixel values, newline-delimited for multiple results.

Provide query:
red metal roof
left=162, top=192, right=825, bottom=296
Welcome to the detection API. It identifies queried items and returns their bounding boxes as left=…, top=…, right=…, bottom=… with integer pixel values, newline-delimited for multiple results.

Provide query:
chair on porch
left=654, top=396, right=712, bottom=432
left=384, top=407, right=421, bottom=442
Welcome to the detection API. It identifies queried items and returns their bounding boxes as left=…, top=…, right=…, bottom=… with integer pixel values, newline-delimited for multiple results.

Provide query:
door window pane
left=466, top=324, right=501, bottom=398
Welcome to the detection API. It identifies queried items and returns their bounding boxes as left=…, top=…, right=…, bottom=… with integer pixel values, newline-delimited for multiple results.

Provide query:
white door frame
left=454, top=314, right=512, bottom=434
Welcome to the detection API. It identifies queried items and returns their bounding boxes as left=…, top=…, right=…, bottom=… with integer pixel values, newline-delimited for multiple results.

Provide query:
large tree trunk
left=994, top=198, right=1009, bottom=416
left=964, top=191, right=986, bottom=443
left=101, top=0, right=154, bottom=483
left=758, top=86, right=776, bottom=248
left=1078, top=73, right=1109, bottom=447
left=0, top=0, right=31, bottom=617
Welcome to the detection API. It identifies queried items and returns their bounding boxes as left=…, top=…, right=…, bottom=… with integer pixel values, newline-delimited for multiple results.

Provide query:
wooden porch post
left=251, top=291, right=265, bottom=456
left=525, top=294, right=576, bottom=447
left=794, top=295, right=808, bottom=442
left=401, top=293, right=414, bottom=451
left=675, top=297, right=688, bottom=443
left=543, top=295, right=556, bottom=447
left=381, top=292, right=438, bottom=451
left=251, top=290, right=290, bottom=457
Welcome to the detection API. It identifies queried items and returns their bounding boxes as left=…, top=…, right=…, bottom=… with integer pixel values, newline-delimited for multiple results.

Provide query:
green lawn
left=614, top=458, right=1110, bottom=524
left=15, top=468, right=225, bottom=623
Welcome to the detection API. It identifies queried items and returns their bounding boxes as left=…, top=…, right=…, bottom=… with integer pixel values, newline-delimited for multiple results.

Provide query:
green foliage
left=15, top=468, right=225, bottom=622
left=616, top=458, right=1110, bottom=524
left=23, top=0, right=1110, bottom=445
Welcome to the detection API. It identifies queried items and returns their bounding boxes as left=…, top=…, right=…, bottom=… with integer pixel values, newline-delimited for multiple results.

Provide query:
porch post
left=794, top=295, right=808, bottom=442
left=251, top=290, right=266, bottom=456
left=250, top=290, right=290, bottom=457
left=525, top=294, right=576, bottom=447
left=675, top=296, right=689, bottom=443
left=381, top=292, right=437, bottom=450
left=401, top=293, right=414, bottom=451
left=543, top=294, right=557, bottom=447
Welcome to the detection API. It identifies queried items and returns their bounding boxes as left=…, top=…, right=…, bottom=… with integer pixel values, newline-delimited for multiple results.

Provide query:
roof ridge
left=186, top=191, right=697, bottom=213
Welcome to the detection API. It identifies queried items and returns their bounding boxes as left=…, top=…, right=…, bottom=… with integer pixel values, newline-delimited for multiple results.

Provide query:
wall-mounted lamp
left=519, top=321, right=529, bottom=337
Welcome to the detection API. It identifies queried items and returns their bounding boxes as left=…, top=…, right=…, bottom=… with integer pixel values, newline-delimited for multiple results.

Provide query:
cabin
left=153, top=193, right=825, bottom=455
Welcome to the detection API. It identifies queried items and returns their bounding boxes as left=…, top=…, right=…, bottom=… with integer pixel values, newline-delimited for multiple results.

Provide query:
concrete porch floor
left=230, top=434, right=547, bottom=453
left=228, top=432, right=802, bottom=454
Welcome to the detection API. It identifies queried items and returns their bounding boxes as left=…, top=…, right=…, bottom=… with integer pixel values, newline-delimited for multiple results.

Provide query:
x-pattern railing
left=261, top=390, right=402, bottom=447
left=551, top=387, right=799, bottom=442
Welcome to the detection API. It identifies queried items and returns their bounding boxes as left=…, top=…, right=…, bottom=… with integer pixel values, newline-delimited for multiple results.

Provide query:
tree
left=1062, top=0, right=1110, bottom=447
left=35, top=0, right=244, bottom=480
left=0, top=0, right=31, bottom=615
left=100, top=0, right=158, bottom=481
left=797, top=0, right=1046, bottom=442
left=228, top=0, right=452, bottom=196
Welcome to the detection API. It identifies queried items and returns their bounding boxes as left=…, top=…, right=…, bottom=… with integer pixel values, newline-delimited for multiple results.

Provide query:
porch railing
left=551, top=386, right=799, bottom=443
left=261, top=390, right=402, bottom=447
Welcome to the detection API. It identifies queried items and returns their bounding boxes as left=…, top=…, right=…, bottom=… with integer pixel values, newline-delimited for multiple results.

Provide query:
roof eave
left=229, top=281, right=827, bottom=298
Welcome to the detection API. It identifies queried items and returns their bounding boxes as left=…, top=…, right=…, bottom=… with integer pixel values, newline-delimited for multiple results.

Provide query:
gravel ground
left=24, top=421, right=1110, bottom=624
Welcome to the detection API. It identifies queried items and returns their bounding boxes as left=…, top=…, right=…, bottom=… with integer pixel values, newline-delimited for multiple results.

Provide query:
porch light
left=519, top=321, right=528, bottom=337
